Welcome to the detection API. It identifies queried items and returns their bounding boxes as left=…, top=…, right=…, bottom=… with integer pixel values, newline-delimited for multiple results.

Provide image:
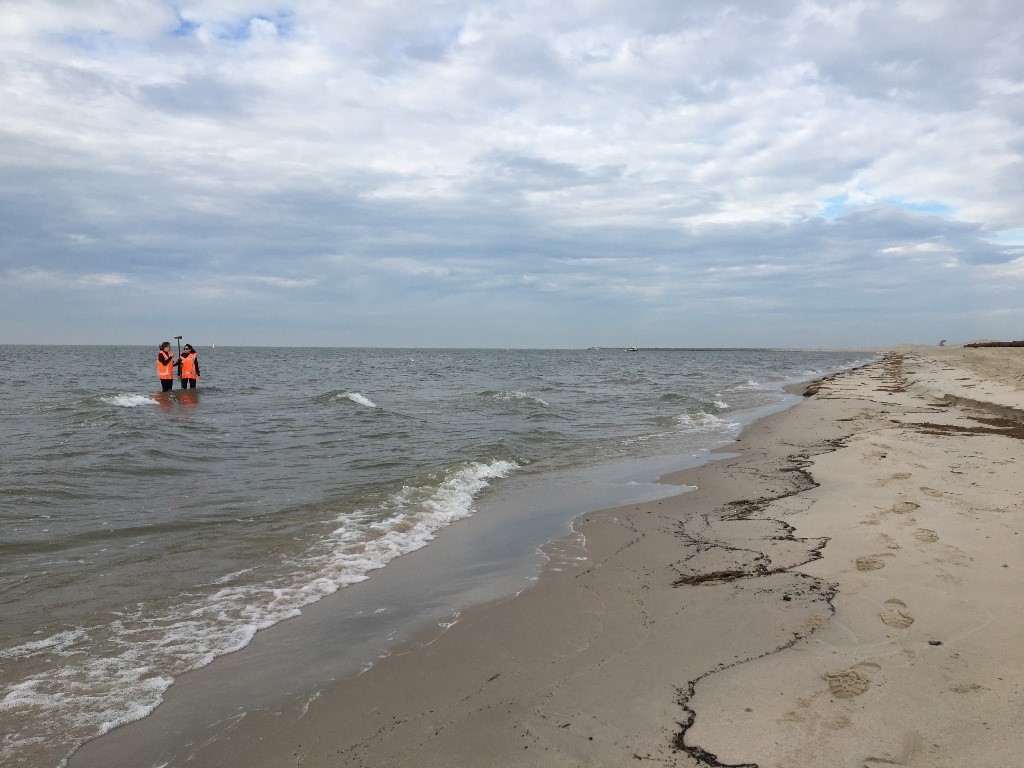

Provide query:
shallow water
left=0, top=345, right=872, bottom=766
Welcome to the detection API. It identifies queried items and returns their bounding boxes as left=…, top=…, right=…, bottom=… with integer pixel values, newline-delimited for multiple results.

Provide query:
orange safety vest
left=157, top=350, right=175, bottom=379
left=180, top=352, right=198, bottom=379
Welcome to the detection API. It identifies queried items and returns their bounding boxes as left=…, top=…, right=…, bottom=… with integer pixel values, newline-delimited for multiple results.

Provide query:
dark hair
left=160, top=341, right=171, bottom=349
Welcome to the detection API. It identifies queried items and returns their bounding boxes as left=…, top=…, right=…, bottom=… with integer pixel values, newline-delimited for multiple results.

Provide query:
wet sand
left=76, top=347, right=1024, bottom=767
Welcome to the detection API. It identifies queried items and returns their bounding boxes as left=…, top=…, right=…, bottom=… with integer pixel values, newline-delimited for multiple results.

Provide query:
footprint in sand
left=864, top=731, right=924, bottom=767
left=880, top=598, right=915, bottom=628
left=914, top=528, right=939, bottom=543
left=856, top=556, right=886, bottom=571
left=892, top=501, right=921, bottom=514
left=876, top=533, right=900, bottom=550
left=825, top=669, right=870, bottom=698
left=876, top=472, right=913, bottom=487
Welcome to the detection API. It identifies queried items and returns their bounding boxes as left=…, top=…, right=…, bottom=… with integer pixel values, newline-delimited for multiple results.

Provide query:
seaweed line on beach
left=875, top=353, right=910, bottom=393
left=908, top=418, right=1024, bottom=440
left=671, top=569, right=839, bottom=767
left=670, top=496, right=839, bottom=767
left=668, top=353, right=959, bottom=766
left=671, top=350, right=1024, bottom=768
left=803, top=352, right=908, bottom=397
left=666, top=365, right=886, bottom=766
left=670, top=437, right=844, bottom=588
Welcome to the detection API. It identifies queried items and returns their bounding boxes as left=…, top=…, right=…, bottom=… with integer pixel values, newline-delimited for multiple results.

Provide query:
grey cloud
left=485, top=32, right=565, bottom=78
left=473, top=151, right=625, bottom=192
left=994, top=160, right=1024, bottom=200
left=799, top=3, right=1024, bottom=111
left=139, top=75, right=255, bottom=118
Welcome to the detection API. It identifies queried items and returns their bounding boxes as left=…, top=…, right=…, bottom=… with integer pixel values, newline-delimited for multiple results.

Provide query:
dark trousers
left=160, top=378, right=174, bottom=392
left=181, top=378, right=197, bottom=389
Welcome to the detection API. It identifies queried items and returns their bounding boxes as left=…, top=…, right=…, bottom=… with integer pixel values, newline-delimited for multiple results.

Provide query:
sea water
left=0, top=345, right=872, bottom=766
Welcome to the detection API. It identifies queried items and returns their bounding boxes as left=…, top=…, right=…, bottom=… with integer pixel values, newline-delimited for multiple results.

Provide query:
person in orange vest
left=178, top=343, right=201, bottom=389
left=157, top=341, right=176, bottom=392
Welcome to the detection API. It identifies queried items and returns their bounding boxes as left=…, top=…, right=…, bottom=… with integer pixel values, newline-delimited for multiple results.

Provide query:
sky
left=1, top=0, right=1022, bottom=348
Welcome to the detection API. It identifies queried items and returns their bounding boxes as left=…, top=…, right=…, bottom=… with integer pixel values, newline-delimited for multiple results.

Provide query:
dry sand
left=161, top=347, right=1024, bottom=768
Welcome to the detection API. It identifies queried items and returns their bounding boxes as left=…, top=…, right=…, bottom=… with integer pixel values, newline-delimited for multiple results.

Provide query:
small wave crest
left=675, top=411, right=739, bottom=433
left=320, top=459, right=519, bottom=575
left=101, top=393, right=156, bottom=408
left=324, top=391, right=378, bottom=408
left=622, top=410, right=739, bottom=446
left=484, top=390, right=550, bottom=407
left=0, top=628, right=89, bottom=660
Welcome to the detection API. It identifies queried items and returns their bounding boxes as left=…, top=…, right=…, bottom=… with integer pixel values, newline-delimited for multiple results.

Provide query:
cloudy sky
left=1, top=1, right=1022, bottom=348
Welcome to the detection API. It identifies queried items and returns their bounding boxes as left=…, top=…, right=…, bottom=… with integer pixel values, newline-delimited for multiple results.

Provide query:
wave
left=0, top=628, right=89, bottom=661
left=319, top=390, right=378, bottom=408
left=674, top=411, right=739, bottom=433
left=0, top=458, right=517, bottom=768
left=101, top=393, right=156, bottom=408
left=342, top=392, right=378, bottom=408
left=482, top=390, right=550, bottom=407
left=728, top=380, right=761, bottom=391
left=623, top=409, right=740, bottom=445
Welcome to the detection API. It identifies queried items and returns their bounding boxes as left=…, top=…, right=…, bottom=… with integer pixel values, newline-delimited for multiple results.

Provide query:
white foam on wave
left=0, top=458, right=517, bottom=768
left=335, top=392, right=377, bottom=408
left=621, top=410, right=739, bottom=446
left=102, top=393, right=156, bottom=408
left=209, top=567, right=259, bottom=585
left=0, top=628, right=89, bottom=660
left=315, top=459, right=519, bottom=585
left=713, top=399, right=729, bottom=410
left=729, top=380, right=761, bottom=391
left=675, top=411, right=740, bottom=433
left=492, top=391, right=549, bottom=407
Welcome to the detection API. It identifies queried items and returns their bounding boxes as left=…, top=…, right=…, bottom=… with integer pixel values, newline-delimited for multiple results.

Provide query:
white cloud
left=983, top=257, right=1024, bottom=279
left=76, top=272, right=132, bottom=286
left=249, top=275, right=318, bottom=288
left=2, top=268, right=132, bottom=287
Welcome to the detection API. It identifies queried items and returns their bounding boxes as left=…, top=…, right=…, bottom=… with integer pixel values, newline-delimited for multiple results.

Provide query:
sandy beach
left=686, top=347, right=1024, bottom=768
left=70, top=346, right=1024, bottom=768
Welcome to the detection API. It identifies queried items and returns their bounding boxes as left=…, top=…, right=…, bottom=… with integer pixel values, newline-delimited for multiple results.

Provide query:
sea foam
left=675, top=411, right=740, bottom=433
left=335, top=392, right=378, bottom=408
left=488, top=390, right=550, bottom=407
left=101, top=393, right=156, bottom=408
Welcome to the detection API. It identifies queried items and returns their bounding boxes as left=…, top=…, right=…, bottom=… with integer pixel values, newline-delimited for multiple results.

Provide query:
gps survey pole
left=174, top=335, right=183, bottom=382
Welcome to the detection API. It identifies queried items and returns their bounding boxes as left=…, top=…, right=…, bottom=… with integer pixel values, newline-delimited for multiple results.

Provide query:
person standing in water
left=178, top=343, right=201, bottom=389
left=157, top=341, right=176, bottom=392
